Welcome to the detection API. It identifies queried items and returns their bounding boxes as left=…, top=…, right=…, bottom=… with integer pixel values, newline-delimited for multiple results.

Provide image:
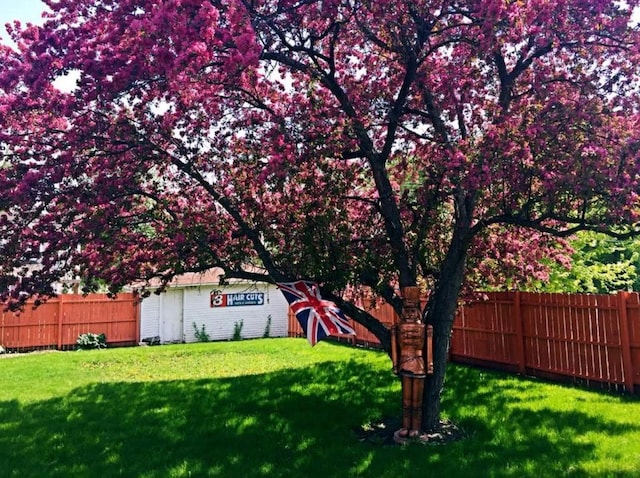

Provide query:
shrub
left=192, top=322, right=210, bottom=342
left=262, top=315, right=272, bottom=338
left=76, top=333, right=107, bottom=350
left=232, top=320, right=244, bottom=341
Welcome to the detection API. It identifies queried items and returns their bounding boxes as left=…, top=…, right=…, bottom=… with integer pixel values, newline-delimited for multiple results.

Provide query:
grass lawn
left=0, top=338, right=639, bottom=477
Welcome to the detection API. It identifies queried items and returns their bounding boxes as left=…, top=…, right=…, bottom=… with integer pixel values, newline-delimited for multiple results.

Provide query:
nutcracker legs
left=400, top=375, right=425, bottom=437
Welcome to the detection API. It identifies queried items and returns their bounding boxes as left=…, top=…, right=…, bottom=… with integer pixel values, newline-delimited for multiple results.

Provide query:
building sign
left=210, top=290, right=265, bottom=307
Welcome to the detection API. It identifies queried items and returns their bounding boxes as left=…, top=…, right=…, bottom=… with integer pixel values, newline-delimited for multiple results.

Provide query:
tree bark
left=422, top=265, right=466, bottom=430
left=421, top=202, right=472, bottom=431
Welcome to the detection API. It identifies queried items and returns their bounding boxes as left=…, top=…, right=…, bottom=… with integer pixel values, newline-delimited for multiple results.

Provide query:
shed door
left=140, top=294, right=160, bottom=341
left=161, top=289, right=184, bottom=343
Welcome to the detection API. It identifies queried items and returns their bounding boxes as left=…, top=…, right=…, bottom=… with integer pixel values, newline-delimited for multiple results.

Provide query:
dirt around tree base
left=355, top=417, right=466, bottom=446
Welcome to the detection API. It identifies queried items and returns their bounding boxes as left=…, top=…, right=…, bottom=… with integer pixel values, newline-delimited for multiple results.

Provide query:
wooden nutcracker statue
left=391, top=286, right=434, bottom=442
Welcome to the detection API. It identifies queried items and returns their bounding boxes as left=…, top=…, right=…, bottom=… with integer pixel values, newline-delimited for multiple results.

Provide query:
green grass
left=0, top=338, right=639, bottom=477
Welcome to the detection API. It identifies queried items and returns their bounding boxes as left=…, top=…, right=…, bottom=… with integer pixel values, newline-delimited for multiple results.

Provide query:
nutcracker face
left=403, top=301, right=421, bottom=323
left=401, top=286, right=422, bottom=324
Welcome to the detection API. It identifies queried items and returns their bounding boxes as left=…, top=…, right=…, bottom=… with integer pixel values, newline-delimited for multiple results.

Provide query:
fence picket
left=618, top=291, right=635, bottom=392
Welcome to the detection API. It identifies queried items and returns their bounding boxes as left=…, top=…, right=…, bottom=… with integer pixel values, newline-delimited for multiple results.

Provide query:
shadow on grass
left=0, top=360, right=638, bottom=477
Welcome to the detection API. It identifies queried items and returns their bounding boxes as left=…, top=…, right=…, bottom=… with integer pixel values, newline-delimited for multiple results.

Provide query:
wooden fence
left=287, top=291, right=640, bottom=393
left=0, top=294, right=140, bottom=352
left=451, top=291, right=640, bottom=393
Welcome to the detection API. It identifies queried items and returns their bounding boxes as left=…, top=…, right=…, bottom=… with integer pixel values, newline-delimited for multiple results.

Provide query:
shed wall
left=140, top=282, right=289, bottom=344
left=183, top=283, right=289, bottom=342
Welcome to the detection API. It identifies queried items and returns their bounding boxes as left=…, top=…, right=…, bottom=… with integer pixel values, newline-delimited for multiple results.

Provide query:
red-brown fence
left=288, top=290, right=640, bottom=393
left=451, top=291, right=640, bottom=393
left=0, top=294, right=140, bottom=352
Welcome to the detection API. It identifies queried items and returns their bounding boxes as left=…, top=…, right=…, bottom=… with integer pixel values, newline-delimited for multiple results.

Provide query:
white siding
left=182, top=283, right=289, bottom=342
left=140, top=282, right=290, bottom=344
left=140, top=293, right=160, bottom=340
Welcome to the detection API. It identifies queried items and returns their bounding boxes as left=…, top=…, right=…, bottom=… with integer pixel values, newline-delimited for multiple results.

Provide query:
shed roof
left=149, top=267, right=269, bottom=289
left=156, top=268, right=224, bottom=288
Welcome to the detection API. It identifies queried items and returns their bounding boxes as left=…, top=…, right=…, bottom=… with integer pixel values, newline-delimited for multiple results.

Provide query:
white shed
left=140, top=269, right=290, bottom=344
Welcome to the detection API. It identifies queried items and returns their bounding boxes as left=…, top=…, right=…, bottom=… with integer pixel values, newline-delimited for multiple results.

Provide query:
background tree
left=533, top=231, right=640, bottom=294
left=1, top=0, right=639, bottom=432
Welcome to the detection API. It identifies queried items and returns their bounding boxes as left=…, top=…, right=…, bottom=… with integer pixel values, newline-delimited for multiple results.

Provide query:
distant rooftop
left=148, top=266, right=269, bottom=288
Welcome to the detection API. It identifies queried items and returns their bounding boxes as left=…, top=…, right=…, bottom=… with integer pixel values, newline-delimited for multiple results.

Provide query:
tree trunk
left=422, top=318, right=454, bottom=430
left=421, top=220, right=470, bottom=431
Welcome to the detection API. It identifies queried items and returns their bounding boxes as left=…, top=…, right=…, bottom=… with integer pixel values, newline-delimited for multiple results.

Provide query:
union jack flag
left=277, top=281, right=356, bottom=346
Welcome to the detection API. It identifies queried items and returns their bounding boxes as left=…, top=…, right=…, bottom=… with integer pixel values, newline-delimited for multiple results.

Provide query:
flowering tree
left=1, top=0, right=639, bottom=432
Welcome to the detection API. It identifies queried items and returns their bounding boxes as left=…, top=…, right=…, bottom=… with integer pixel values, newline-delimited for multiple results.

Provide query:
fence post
left=617, top=291, right=635, bottom=393
left=513, top=291, right=527, bottom=375
left=57, top=295, right=64, bottom=350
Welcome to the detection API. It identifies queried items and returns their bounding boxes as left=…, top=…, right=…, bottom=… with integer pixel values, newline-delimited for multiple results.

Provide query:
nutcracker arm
left=390, top=325, right=399, bottom=374
left=426, top=324, right=434, bottom=375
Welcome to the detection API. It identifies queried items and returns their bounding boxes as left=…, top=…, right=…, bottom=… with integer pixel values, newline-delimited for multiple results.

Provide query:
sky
left=0, top=0, right=48, bottom=45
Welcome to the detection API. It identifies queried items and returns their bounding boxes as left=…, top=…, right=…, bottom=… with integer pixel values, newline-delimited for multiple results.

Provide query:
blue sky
left=0, top=0, right=48, bottom=44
